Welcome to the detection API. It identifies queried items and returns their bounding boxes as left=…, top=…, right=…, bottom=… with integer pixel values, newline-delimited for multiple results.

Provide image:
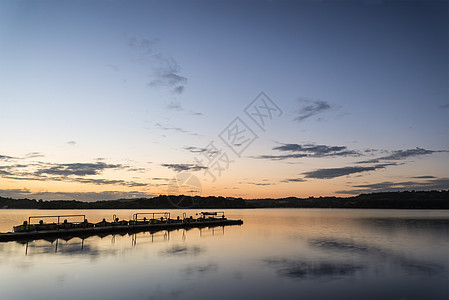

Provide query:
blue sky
left=0, top=0, right=448, bottom=201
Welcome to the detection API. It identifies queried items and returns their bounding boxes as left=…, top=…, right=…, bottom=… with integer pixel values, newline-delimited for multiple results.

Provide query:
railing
left=132, top=212, right=170, bottom=222
left=29, top=215, right=86, bottom=225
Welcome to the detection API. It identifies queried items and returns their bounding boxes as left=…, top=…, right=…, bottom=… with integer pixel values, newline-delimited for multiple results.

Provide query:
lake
left=0, top=209, right=448, bottom=300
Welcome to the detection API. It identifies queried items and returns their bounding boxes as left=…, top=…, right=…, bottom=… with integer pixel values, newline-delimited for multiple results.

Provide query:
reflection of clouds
left=263, top=258, right=363, bottom=279
left=356, top=218, right=449, bottom=238
left=159, top=244, right=205, bottom=257
left=182, top=263, right=218, bottom=277
left=309, top=238, right=445, bottom=276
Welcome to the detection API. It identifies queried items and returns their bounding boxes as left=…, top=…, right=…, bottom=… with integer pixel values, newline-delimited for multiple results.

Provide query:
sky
left=0, top=0, right=448, bottom=201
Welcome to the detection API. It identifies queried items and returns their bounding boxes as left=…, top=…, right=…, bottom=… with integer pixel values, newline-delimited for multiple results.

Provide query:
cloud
left=67, top=141, right=77, bottom=145
left=440, top=104, right=449, bottom=109
left=154, top=122, right=202, bottom=137
left=0, top=189, right=155, bottom=202
left=36, top=162, right=122, bottom=176
left=161, top=163, right=207, bottom=172
left=0, top=161, right=148, bottom=188
left=336, top=178, right=449, bottom=194
left=358, top=147, right=445, bottom=163
left=255, top=143, right=359, bottom=160
left=275, top=143, right=359, bottom=157
left=239, top=181, right=273, bottom=186
left=0, top=155, right=16, bottom=161
left=70, top=177, right=147, bottom=187
left=129, top=37, right=187, bottom=94
left=184, top=146, right=207, bottom=153
left=303, top=164, right=394, bottom=179
left=166, top=101, right=183, bottom=111
left=412, top=175, right=436, bottom=179
left=295, top=98, right=333, bottom=122
left=281, top=178, right=306, bottom=183
left=23, top=152, right=44, bottom=159
left=256, top=153, right=309, bottom=160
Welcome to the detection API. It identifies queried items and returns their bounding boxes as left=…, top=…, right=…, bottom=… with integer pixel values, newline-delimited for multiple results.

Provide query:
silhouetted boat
left=0, top=212, right=243, bottom=242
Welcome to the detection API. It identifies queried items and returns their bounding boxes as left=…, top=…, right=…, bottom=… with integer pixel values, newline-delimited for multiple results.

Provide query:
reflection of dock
left=0, top=212, right=243, bottom=242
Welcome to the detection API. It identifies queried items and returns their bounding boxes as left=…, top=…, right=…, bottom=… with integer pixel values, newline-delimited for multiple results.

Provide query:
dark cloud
left=274, top=143, right=359, bottom=157
left=358, top=147, right=444, bottom=163
left=336, top=178, right=449, bottom=194
left=256, top=143, right=359, bottom=160
left=303, top=164, right=393, bottom=179
left=0, top=169, right=12, bottom=176
left=129, top=37, right=187, bottom=94
left=281, top=178, right=306, bottom=183
left=36, top=162, right=122, bottom=176
left=440, top=104, right=449, bottom=109
left=0, top=155, right=15, bottom=160
left=71, top=177, right=147, bottom=187
left=161, top=163, right=207, bottom=172
left=184, top=146, right=207, bottom=153
left=255, top=153, right=309, bottom=160
left=412, top=175, right=436, bottom=179
left=295, top=99, right=332, bottom=122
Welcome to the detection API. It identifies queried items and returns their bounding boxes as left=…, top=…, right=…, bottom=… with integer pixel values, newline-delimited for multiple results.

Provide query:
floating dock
left=0, top=212, right=243, bottom=242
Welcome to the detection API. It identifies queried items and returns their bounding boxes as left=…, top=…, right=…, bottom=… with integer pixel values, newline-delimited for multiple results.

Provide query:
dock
left=0, top=212, right=243, bottom=242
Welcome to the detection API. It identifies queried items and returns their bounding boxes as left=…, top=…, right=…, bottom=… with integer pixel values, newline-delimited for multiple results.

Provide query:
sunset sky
left=0, top=0, right=448, bottom=201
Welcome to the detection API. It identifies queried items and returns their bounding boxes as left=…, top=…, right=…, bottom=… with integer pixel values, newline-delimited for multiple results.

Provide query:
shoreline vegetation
left=0, top=190, right=448, bottom=209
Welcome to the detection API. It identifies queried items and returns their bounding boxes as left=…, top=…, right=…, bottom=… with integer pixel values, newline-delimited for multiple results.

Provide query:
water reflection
left=308, top=237, right=445, bottom=276
left=182, top=262, right=219, bottom=277
left=263, top=258, right=364, bottom=279
left=159, top=244, right=205, bottom=257
left=2, top=225, right=228, bottom=258
left=0, top=209, right=448, bottom=300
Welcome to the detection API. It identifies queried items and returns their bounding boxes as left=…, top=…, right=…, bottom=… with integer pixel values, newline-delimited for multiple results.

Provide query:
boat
left=0, top=212, right=243, bottom=242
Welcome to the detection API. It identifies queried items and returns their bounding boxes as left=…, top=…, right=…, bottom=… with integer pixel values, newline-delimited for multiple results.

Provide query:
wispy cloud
left=295, top=98, right=334, bottom=122
left=67, top=141, right=77, bottom=145
left=184, top=146, right=207, bottom=153
left=161, top=163, right=207, bottom=172
left=303, top=164, right=394, bottom=179
left=154, top=122, right=202, bottom=137
left=36, top=162, right=122, bottom=176
left=440, top=104, right=449, bottom=109
left=129, top=37, right=187, bottom=94
left=337, top=178, right=449, bottom=195
left=281, top=178, right=306, bottom=183
left=255, top=143, right=359, bottom=160
left=23, top=152, right=44, bottom=159
left=166, top=101, right=183, bottom=111
left=0, top=155, right=15, bottom=161
left=358, top=147, right=446, bottom=163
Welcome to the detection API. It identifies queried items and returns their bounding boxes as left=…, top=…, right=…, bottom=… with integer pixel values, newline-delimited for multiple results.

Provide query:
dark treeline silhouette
left=0, top=190, right=447, bottom=209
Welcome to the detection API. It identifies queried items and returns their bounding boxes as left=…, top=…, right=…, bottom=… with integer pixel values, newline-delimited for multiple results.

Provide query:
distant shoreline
left=1, top=190, right=448, bottom=210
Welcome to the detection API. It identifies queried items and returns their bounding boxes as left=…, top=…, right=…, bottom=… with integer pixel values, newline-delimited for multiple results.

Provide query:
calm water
left=0, top=209, right=448, bottom=300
